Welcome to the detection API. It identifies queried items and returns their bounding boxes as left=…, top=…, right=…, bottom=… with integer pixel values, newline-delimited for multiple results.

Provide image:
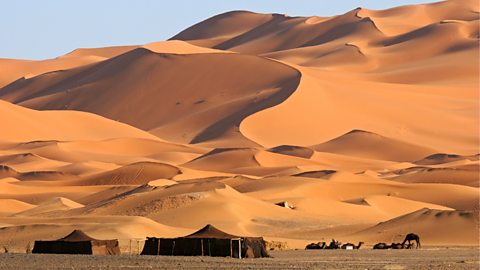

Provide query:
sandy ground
left=0, top=249, right=478, bottom=270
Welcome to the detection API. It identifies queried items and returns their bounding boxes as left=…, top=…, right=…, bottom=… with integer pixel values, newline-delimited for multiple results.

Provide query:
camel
left=402, top=233, right=421, bottom=249
left=390, top=243, right=404, bottom=249
left=341, top=242, right=364, bottom=250
left=305, top=242, right=326, bottom=250
left=373, top=242, right=390, bottom=249
left=325, top=239, right=342, bottom=249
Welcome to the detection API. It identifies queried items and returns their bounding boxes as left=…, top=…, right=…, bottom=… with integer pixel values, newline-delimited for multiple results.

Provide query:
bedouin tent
left=32, top=230, right=120, bottom=255
left=141, top=224, right=269, bottom=258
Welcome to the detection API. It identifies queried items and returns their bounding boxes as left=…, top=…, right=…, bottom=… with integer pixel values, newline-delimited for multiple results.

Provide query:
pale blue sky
left=2, top=0, right=435, bottom=60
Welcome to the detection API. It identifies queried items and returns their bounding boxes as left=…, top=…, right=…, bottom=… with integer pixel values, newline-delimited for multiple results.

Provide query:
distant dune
left=0, top=100, right=158, bottom=142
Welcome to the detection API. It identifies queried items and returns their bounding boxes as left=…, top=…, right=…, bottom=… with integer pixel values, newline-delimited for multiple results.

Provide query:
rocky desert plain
left=0, top=0, right=479, bottom=269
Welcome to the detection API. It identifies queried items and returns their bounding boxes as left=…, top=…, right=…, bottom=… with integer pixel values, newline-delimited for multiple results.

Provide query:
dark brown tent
left=32, top=230, right=120, bottom=255
left=141, top=224, right=269, bottom=258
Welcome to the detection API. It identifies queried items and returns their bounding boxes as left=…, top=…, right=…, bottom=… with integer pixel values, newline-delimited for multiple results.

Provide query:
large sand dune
left=0, top=48, right=300, bottom=145
left=0, top=0, right=478, bottom=250
left=0, top=100, right=158, bottom=142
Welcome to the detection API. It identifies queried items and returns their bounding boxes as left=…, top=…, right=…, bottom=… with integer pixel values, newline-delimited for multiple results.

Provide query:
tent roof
left=184, top=224, right=241, bottom=239
left=58, top=230, right=98, bottom=242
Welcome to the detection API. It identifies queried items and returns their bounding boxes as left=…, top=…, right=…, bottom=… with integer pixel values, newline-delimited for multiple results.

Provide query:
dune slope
left=0, top=48, right=301, bottom=145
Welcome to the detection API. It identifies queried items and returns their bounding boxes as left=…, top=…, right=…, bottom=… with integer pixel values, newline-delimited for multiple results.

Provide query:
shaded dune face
left=171, top=11, right=275, bottom=48
left=267, top=145, right=314, bottom=159
left=0, top=48, right=301, bottom=144
left=172, top=9, right=384, bottom=55
left=414, top=153, right=479, bottom=165
left=171, top=0, right=479, bottom=53
left=0, top=45, right=137, bottom=88
left=171, top=10, right=385, bottom=71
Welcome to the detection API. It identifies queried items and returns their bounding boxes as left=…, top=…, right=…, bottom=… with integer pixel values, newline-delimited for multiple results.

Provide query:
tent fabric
left=32, top=230, right=121, bottom=255
left=141, top=224, right=269, bottom=258
left=184, top=224, right=241, bottom=239
left=59, top=230, right=97, bottom=241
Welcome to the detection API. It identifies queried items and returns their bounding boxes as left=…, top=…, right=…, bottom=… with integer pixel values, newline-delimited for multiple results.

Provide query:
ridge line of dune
left=190, top=56, right=302, bottom=145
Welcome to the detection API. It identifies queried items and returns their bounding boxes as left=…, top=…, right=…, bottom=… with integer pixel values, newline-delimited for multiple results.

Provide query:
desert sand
left=1, top=249, right=479, bottom=270
left=0, top=0, right=478, bottom=260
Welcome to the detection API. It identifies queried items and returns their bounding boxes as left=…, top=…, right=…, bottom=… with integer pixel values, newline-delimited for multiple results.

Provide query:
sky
left=2, top=0, right=435, bottom=60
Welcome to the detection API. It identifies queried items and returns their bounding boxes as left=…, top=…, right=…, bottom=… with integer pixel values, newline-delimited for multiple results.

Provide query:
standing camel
left=401, top=233, right=421, bottom=249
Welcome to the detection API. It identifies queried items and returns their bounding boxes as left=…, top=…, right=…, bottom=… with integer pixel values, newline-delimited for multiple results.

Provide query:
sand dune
left=240, top=66, right=478, bottom=154
left=357, top=0, right=479, bottom=36
left=0, top=45, right=138, bottom=88
left=57, top=138, right=205, bottom=163
left=311, top=130, right=436, bottom=162
left=0, top=165, right=78, bottom=182
left=0, top=199, right=36, bottom=216
left=185, top=148, right=260, bottom=172
left=142, top=40, right=230, bottom=54
left=0, top=40, right=226, bottom=90
left=171, top=11, right=275, bottom=48
left=0, top=49, right=300, bottom=145
left=351, top=208, right=479, bottom=245
left=68, top=180, right=313, bottom=237
left=14, top=197, right=84, bottom=217
left=71, top=162, right=181, bottom=186
left=267, top=145, right=314, bottom=159
left=172, top=9, right=384, bottom=55
left=234, top=173, right=479, bottom=211
left=171, top=0, right=478, bottom=82
left=184, top=148, right=311, bottom=177
left=0, top=100, right=158, bottom=142
left=415, top=153, right=479, bottom=165
left=0, top=152, right=68, bottom=173
left=386, top=165, right=480, bottom=187
left=61, top=45, right=137, bottom=59
left=263, top=42, right=373, bottom=71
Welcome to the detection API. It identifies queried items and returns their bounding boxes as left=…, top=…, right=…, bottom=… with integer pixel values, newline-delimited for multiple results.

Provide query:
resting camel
left=373, top=242, right=390, bottom=249
left=305, top=242, right=326, bottom=250
left=325, top=239, right=342, bottom=249
left=402, top=233, right=421, bottom=249
left=390, top=243, right=404, bottom=249
left=341, top=242, right=364, bottom=250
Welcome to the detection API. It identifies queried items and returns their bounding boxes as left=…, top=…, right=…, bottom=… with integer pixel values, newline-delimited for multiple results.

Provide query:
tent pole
left=230, top=239, right=233, bottom=257
left=238, top=239, right=242, bottom=259
left=208, top=239, right=211, bottom=256
left=201, top=239, right=204, bottom=256
left=157, top=239, right=160, bottom=255
left=172, top=240, right=175, bottom=255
